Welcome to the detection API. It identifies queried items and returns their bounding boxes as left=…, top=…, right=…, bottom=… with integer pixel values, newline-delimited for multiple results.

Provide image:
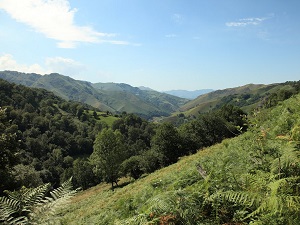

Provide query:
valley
left=0, top=73, right=299, bottom=224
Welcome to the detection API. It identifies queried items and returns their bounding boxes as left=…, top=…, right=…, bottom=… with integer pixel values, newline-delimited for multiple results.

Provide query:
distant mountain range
left=1, top=70, right=298, bottom=121
left=163, top=89, right=214, bottom=99
left=0, top=71, right=189, bottom=119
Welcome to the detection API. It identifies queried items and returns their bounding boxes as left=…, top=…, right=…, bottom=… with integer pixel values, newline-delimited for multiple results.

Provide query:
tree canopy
left=90, top=128, right=126, bottom=188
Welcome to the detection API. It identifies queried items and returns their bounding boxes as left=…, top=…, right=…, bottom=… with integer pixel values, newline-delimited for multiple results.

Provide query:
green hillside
left=59, top=93, right=300, bottom=224
left=180, top=83, right=297, bottom=115
left=93, top=82, right=189, bottom=117
left=0, top=71, right=188, bottom=119
left=161, top=82, right=299, bottom=125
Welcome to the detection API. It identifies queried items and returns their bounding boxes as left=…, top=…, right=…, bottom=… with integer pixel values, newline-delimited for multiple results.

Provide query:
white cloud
left=0, top=54, right=50, bottom=74
left=0, top=54, right=86, bottom=78
left=226, top=17, right=267, bottom=27
left=0, top=0, right=128, bottom=48
left=45, top=56, right=86, bottom=77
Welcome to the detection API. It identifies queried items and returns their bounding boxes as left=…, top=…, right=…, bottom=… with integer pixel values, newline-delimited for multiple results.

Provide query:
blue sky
left=0, top=0, right=299, bottom=91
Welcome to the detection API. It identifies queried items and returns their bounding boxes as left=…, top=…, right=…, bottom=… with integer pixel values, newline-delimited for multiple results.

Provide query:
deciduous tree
left=90, top=128, right=126, bottom=188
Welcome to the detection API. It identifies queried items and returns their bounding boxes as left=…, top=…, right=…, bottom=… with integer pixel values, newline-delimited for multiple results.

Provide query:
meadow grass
left=58, top=143, right=222, bottom=224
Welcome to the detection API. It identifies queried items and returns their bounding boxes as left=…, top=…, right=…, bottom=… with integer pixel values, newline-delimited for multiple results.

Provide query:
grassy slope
left=59, top=94, right=300, bottom=224
left=161, top=82, right=296, bottom=124
left=92, top=83, right=190, bottom=115
left=179, top=83, right=295, bottom=115
left=179, top=84, right=266, bottom=112
left=59, top=146, right=216, bottom=224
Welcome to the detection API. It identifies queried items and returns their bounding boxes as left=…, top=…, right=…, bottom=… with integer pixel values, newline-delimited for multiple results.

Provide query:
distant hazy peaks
left=163, top=89, right=214, bottom=99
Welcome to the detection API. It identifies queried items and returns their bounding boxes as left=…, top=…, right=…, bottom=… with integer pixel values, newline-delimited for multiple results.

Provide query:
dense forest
left=1, top=78, right=300, bottom=224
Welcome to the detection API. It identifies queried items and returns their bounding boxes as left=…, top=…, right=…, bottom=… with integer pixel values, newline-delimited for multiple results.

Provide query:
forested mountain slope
left=0, top=71, right=189, bottom=119
left=59, top=93, right=300, bottom=225
left=0, top=78, right=119, bottom=193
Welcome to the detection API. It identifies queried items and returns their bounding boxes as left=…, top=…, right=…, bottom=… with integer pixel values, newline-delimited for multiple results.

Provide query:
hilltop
left=180, top=82, right=297, bottom=114
left=161, top=81, right=299, bottom=125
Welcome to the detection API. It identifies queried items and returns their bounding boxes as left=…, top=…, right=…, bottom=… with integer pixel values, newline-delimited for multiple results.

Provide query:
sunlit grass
left=58, top=143, right=222, bottom=224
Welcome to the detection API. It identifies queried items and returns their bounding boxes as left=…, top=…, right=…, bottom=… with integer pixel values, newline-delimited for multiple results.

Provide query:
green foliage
left=138, top=149, right=164, bottom=174
left=121, top=156, right=144, bottom=180
left=31, top=178, right=78, bottom=224
left=151, top=122, right=182, bottom=165
left=72, top=158, right=100, bottom=190
left=179, top=105, right=247, bottom=153
left=0, top=178, right=77, bottom=224
left=90, top=128, right=127, bottom=188
left=0, top=107, right=20, bottom=193
left=0, top=78, right=112, bottom=192
left=12, top=164, right=43, bottom=188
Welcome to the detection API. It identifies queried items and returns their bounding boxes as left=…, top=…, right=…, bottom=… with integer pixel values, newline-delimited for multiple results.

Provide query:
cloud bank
left=45, top=56, right=86, bottom=76
left=0, top=54, right=50, bottom=74
left=0, top=0, right=128, bottom=48
left=0, top=54, right=86, bottom=78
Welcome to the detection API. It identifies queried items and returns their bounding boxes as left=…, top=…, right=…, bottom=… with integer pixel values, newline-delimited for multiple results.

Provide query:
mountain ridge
left=0, top=71, right=189, bottom=119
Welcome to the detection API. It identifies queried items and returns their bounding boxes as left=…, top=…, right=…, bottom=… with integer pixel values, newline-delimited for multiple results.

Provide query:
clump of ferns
left=211, top=171, right=300, bottom=224
left=270, top=145, right=300, bottom=178
left=0, top=177, right=78, bottom=225
left=120, top=190, right=203, bottom=225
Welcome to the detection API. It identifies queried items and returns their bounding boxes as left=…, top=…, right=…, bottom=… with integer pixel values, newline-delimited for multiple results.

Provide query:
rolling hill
left=0, top=71, right=189, bottom=119
left=159, top=82, right=299, bottom=124
left=180, top=82, right=298, bottom=115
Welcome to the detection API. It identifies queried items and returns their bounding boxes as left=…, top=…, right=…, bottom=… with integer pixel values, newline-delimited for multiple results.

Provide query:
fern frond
left=6, top=215, right=28, bottom=225
left=245, top=201, right=268, bottom=220
left=115, top=213, right=151, bottom=225
left=217, top=190, right=261, bottom=208
left=23, top=183, right=50, bottom=206
left=0, top=178, right=77, bottom=225
left=29, top=177, right=78, bottom=224
left=286, top=196, right=300, bottom=208
left=271, top=146, right=300, bottom=176
left=0, top=196, right=25, bottom=224
left=49, top=178, right=76, bottom=200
